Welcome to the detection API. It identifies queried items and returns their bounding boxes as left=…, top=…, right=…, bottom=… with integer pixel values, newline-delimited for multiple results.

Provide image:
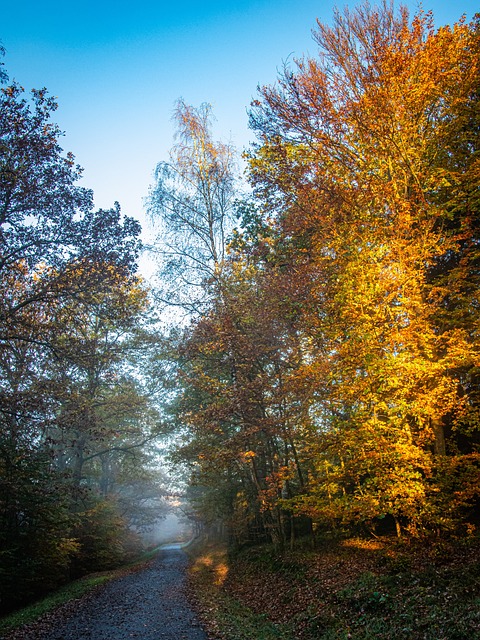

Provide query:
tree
left=0, top=45, right=7, bottom=85
left=247, top=3, right=480, bottom=536
left=147, top=99, right=237, bottom=315
left=167, top=226, right=317, bottom=547
left=0, top=80, right=141, bottom=342
left=0, top=71, right=153, bottom=609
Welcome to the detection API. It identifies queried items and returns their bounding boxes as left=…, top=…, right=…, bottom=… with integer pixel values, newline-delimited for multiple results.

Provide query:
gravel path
left=14, top=546, right=207, bottom=640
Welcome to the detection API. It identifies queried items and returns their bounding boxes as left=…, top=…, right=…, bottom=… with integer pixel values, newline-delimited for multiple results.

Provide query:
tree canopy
left=165, top=4, right=480, bottom=545
left=1, top=0, right=480, bottom=614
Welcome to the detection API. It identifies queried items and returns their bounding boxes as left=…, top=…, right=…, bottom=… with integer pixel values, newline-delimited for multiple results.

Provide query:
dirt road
left=7, top=545, right=207, bottom=640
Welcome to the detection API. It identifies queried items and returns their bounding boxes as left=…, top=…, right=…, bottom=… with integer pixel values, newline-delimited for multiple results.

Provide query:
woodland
left=1, top=0, right=480, bottom=622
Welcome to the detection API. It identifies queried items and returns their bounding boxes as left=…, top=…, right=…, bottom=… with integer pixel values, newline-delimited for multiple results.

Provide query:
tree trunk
left=431, top=417, right=446, bottom=456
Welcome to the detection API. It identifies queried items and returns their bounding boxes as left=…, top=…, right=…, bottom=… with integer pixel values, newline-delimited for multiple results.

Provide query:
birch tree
left=147, top=100, right=237, bottom=315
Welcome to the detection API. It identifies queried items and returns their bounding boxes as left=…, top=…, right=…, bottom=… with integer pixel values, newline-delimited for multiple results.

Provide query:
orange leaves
left=174, top=5, right=480, bottom=542
left=241, top=4, right=480, bottom=537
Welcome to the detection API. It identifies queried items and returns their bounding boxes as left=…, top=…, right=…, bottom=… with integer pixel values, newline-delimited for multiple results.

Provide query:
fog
left=141, top=504, right=193, bottom=547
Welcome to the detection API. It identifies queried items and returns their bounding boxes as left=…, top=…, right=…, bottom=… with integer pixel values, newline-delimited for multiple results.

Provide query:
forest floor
left=2, top=535, right=479, bottom=640
left=187, top=534, right=480, bottom=640
left=0, top=546, right=206, bottom=640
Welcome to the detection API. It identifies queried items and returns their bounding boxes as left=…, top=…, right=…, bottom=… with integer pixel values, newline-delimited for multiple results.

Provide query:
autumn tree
left=144, top=101, right=246, bottom=542
left=168, top=219, right=317, bottom=547
left=144, top=5, right=479, bottom=544
left=246, top=3, right=480, bottom=536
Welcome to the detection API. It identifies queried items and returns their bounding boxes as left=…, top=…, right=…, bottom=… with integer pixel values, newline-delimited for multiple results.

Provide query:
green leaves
left=0, top=61, right=159, bottom=612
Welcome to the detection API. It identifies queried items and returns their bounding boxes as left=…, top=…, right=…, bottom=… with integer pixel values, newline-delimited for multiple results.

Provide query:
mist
left=140, top=502, right=193, bottom=547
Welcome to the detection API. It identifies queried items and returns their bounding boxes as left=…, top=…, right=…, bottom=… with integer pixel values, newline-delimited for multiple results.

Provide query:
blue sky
left=2, top=0, right=478, bottom=257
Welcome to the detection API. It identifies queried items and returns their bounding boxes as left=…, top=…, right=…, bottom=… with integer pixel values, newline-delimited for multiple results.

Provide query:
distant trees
left=0, top=76, right=165, bottom=611
left=167, top=5, right=480, bottom=545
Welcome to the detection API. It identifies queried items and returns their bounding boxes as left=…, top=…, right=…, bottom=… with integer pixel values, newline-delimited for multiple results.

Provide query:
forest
left=1, top=0, right=480, bottom=621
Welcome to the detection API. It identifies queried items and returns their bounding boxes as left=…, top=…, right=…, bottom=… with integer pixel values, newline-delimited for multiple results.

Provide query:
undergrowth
left=187, top=534, right=480, bottom=640
left=186, top=540, right=295, bottom=640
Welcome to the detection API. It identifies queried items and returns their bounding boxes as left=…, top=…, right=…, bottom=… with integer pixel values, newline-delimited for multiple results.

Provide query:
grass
left=333, top=560, right=480, bottom=639
left=0, top=574, right=113, bottom=636
left=187, top=534, right=480, bottom=640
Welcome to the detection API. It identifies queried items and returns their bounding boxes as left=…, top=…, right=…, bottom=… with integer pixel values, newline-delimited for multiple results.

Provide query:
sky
left=2, top=0, right=478, bottom=275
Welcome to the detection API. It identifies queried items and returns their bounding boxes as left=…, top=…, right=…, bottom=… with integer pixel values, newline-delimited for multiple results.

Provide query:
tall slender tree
left=147, top=100, right=237, bottom=315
